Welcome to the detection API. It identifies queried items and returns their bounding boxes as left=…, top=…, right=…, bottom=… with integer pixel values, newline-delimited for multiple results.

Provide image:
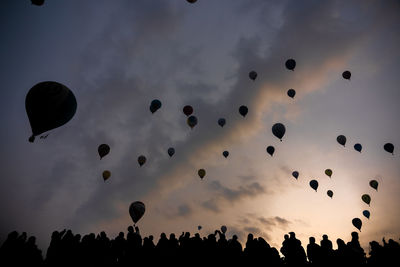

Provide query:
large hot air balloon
left=325, top=169, right=333, bottom=178
left=168, top=147, right=175, bottom=157
left=187, top=115, right=198, bottom=129
left=354, top=143, right=362, bottom=153
left=26, top=81, right=77, bottom=142
left=272, top=123, right=286, bottom=141
left=129, top=201, right=145, bottom=224
left=31, top=0, right=45, bottom=6
left=249, top=71, right=257, bottom=81
left=352, top=218, right=362, bottom=231
left=98, top=144, right=110, bottom=159
left=218, top=118, right=226, bottom=127
left=337, top=135, right=346, bottom=147
left=266, top=146, right=275, bottom=156
left=198, top=169, right=206, bottom=180
left=384, top=143, right=394, bottom=155
left=292, top=171, right=299, bottom=180
left=362, top=194, right=371, bottom=206
left=327, top=190, right=333, bottom=198
left=363, top=210, right=370, bottom=219
left=342, top=71, right=351, bottom=80
left=223, top=151, right=229, bottom=158
left=285, top=59, right=296, bottom=71
left=369, top=180, right=378, bottom=191
left=309, top=180, right=318, bottom=191
left=138, top=155, right=146, bottom=167
left=239, top=105, right=248, bottom=117
left=149, top=99, right=162, bottom=113
left=183, top=105, right=193, bottom=117
left=287, top=89, right=296, bottom=98
left=102, top=170, right=111, bottom=181
left=221, top=225, right=227, bottom=234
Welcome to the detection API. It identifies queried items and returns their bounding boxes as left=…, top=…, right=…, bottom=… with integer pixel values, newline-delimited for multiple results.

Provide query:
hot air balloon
left=149, top=99, right=162, bottom=113
left=187, top=0, right=197, bottom=3
left=168, top=147, right=175, bottom=157
left=285, top=59, right=296, bottom=71
left=309, top=180, right=318, bottom=191
left=223, top=151, right=229, bottom=158
left=369, top=180, right=378, bottom=191
left=98, top=144, right=110, bottom=159
left=327, top=190, right=333, bottom=198
left=221, top=225, right=227, bottom=234
left=129, top=201, right=145, bottom=224
left=384, top=143, right=394, bottom=155
left=138, top=155, right=146, bottom=166
left=31, top=0, right=44, bottom=6
left=187, top=115, right=198, bottom=129
left=102, top=170, right=111, bottom=181
left=218, top=118, right=226, bottom=127
left=272, top=123, right=286, bottom=141
left=352, top=218, right=362, bottom=231
left=292, top=171, right=299, bottom=180
left=325, top=169, right=333, bottom=178
left=26, top=81, right=77, bottom=143
left=287, top=89, right=296, bottom=98
left=266, top=146, right=275, bottom=156
left=198, top=225, right=202, bottom=231
left=362, top=194, right=371, bottom=206
left=342, top=71, right=351, bottom=80
left=354, top=143, right=362, bottom=153
left=363, top=210, right=370, bottom=219
left=198, top=169, right=206, bottom=179
left=249, top=71, right=257, bottom=81
left=239, top=105, right=248, bottom=117
left=337, top=135, right=346, bottom=147
left=183, top=105, right=193, bottom=117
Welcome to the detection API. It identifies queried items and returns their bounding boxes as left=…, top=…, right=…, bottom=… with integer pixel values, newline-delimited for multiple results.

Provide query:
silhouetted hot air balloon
left=198, top=169, right=206, bottom=180
left=187, top=115, right=198, bottom=129
left=272, top=123, right=286, bottom=141
left=384, top=143, right=394, bottom=155
left=292, top=171, right=299, bottom=180
left=327, top=190, right=333, bottom=198
left=352, top=218, right=362, bottom=231
left=168, top=147, right=175, bottom=157
left=266, top=146, right=275, bottom=156
left=325, top=169, right=333, bottom=178
left=26, top=81, right=77, bottom=143
left=369, top=180, right=378, bottom=191
left=138, top=155, right=146, bottom=166
left=102, top=170, right=111, bottom=181
left=98, top=144, right=110, bottom=159
left=31, top=0, right=44, bottom=6
left=354, top=143, right=362, bottom=153
left=249, top=71, right=257, bottom=81
left=337, top=135, right=346, bottom=147
left=187, top=0, right=197, bottom=3
left=223, top=151, right=229, bottom=158
left=309, top=180, right=318, bottom=191
left=363, top=210, right=370, bottom=219
left=218, top=118, right=226, bottom=127
left=221, top=225, right=227, bottom=234
left=183, top=105, right=193, bottom=117
left=150, top=99, right=162, bottom=113
left=285, top=59, right=296, bottom=71
left=362, top=194, right=371, bottom=206
left=239, top=105, right=248, bottom=117
left=287, top=89, right=296, bottom=98
left=129, top=201, right=145, bottom=224
left=198, top=225, right=202, bottom=231
left=342, top=71, right=351, bottom=80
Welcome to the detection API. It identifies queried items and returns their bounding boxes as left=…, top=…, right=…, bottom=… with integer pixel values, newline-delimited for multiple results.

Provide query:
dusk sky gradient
left=0, top=0, right=399, bottom=253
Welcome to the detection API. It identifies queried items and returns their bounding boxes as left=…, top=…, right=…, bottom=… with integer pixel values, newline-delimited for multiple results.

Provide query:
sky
left=0, top=0, right=399, bottom=254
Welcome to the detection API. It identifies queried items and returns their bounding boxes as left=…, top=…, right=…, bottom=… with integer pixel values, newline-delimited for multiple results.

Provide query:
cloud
left=201, top=199, right=221, bottom=213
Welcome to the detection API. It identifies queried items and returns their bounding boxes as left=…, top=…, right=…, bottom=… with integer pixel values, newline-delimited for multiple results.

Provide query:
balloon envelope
left=325, top=169, right=333, bottom=178
left=272, top=123, right=286, bottom=141
left=198, top=225, right=202, bottom=230
left=168, top=147, right=175, bottom=157
left=292, top=171, right=299, bottom=179
left=102, top=170, right=111, bottom=181
left=223, top=151, right=229, bottom=158
left=26, top=81, right=77, bottom=142
left=187, top=115, right=198, bottom=129
left=129, top=201, right=145, bottom=224
left=187, top=0, right=197, bottom=3
left=354, top=143, right=362, bottom=153
left=352, top=218, right=362, bottom=231
left=369, top=180, right=378, bottom=191
left=138, top=155, right=146, bottom=166
left=239, top=105, right=248, bottom=117
left=266, top=146, right=275, bottom=156
left=337, top=135, right=346, bottom=147
left=363, top=210, right=370, bottom=219
left=249, top=71, right=257, bottom=81
left=98, top=144, right=110, bottom=159
left=384, top=143, right=394, bottom=154
left=362, top=194, right=371, bottom=206
left=327, top=190, right=333, bottom=198
left=285, top=59, right=296, bottom=70
left=150, top=99, right=162, bottom=113
left=309, top=180, right=318, bottom=191
left=221, top=225, right=227, bottom=234
left=31, top=0, right=45, bottom=6
left=342, top=70, right=351, bottom=80
left=198, top=169, right=206, bottom=179
left=218, top=118, right=226, bottom=127
left=183, top=105, right=193, bottom=117
left=287, top=89, right=296, bottom=98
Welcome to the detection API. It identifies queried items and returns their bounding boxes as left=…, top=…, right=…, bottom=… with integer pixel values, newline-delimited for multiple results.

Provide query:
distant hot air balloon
left=285, top=59, right=296, bottom=71
left=221, top=225, right=227, bottom=234
left=168, top=147, right=175, bottom=157
left=352, top=218, right=362, bottom=231
left=272, top=123, right=286, bottom=141
left=292, top=171, right=299, bottom=180
left=223, top=151, right=229, bottom=158
left=149, top=99, right=162, bottom=114
left=327, top=190, right=333, bottom=198
left=198, top=169, right=206, bottom=179
left=129, top=201, right=145, bottom=224
left=342, top=71, right=351, bottom=80
left=31, top=0, right=45, bottom=6
left=26, top=81, right=77, bottom=143
left=98, top=144, right=110, bottom=159
left=369, top=180, right=378, bottom=191
left=239, top=105, right=248, bottom=117
left=337, top=135, right=346, bottom=147
left=102, top=170, right=111, bottom=181
left=187, top=115, right=198, bottom=129
left=354, top=143, right=362, bottom=153
left=287, top=89, right=296, bottom=98
left=266, top=146, right=275, bottom=156
left=198, top=225, right=202, bottom=231
left=218, top=118, right=226, bottom=127
left=187, top=0, right=197, bottom=3
left=363, top=210, right=370, bottom=219
left=384, top=143, right=394, bottom=155
left=309, top=180, right=318, bottom=191
left=183, top=105, right=193, bottom=117
left=249, top=71, right=257, bottom=81
left=362, top=194, right=371, bottom=206
left=325, top=169, right=333, bottom=178
left=138, top=155, right=146, bottom=166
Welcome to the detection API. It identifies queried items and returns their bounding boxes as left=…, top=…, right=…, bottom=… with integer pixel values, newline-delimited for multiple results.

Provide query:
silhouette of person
left=347, top=232, right=366, bottom=265
left=307, top=236, right=321, bottom=264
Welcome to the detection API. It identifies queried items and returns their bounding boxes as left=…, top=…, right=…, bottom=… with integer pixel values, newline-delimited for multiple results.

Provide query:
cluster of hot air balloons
left=352, top=179, right=380, bottom=231
left=98, top=144, right=111, bottom=181
left=336, top=135, right=395, bottom=155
